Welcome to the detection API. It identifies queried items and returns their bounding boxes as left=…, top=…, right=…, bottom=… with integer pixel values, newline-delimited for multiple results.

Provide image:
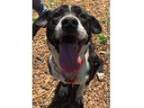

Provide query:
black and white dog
left=33, top=5, right=104, bottom=106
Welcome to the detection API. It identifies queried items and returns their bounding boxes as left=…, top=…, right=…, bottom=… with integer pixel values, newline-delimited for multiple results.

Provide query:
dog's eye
left=52, top=13, right=62, bottom=24
left=72, top=6, right=82, bottom=14
left=53, top=12, right=61, bottom=18
left=80, top=13, right=87, bottom=19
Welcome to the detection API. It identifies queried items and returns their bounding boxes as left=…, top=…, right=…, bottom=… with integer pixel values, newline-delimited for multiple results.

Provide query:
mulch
left=33, top=0, right=110, bottom=108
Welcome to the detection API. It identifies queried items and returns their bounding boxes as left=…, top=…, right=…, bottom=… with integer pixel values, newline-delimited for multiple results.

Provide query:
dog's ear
left=89, top=15, right=102, bottom=34
left=34, top=10, right=52, bottom=27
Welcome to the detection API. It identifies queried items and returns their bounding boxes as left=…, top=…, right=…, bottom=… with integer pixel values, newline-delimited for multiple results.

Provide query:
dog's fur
left=33, top=5, right=104, bottom=106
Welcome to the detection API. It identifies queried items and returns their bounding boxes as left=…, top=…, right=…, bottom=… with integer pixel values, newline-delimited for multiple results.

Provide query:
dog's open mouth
left=59, top=35, right=83, bottom=73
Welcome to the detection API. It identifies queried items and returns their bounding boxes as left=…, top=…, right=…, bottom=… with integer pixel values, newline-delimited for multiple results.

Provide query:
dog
left=33, top=5, right=104, bottom=107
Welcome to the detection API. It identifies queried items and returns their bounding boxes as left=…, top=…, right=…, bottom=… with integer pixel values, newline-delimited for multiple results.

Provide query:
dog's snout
left=62, top=17, right=78, bottom=32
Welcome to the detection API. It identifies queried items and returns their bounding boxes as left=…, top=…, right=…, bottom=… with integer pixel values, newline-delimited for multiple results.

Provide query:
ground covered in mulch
left=33, top=0, right=110, bottom=108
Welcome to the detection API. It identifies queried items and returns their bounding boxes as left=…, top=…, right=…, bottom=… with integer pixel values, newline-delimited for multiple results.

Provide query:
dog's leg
left=75, top=84, right=85, bottom=107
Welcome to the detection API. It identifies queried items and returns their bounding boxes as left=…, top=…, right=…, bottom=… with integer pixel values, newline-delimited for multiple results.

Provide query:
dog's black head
left=36, top=5, right=102, bottom=73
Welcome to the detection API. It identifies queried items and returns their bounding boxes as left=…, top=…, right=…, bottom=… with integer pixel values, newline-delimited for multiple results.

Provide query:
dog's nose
left=62, top=17, right=78, bottom=32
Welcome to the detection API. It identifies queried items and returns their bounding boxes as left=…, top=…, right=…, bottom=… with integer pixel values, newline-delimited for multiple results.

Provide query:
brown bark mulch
left=33, top=0, right=110, bottom=108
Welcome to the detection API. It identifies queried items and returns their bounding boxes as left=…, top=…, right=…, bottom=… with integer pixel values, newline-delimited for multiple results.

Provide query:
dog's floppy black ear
left=89, top=15, right=102, bottom=34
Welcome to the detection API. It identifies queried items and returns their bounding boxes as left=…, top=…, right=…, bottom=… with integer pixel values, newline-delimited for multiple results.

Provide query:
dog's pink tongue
left=60, top=44, right=82, bottom=72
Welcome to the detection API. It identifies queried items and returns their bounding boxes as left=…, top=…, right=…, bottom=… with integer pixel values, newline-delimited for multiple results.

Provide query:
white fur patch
left=96, top=72, right=104, bottom=81
left=69, top=5, right=72, bottom=13
left=77, top=50, right=90, bottom=84
left=48, top=43, right=60, bottom=67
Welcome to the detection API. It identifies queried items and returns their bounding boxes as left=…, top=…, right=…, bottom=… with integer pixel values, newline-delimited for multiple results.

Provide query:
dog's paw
left=58, top=85, right=68, bottom=97
left=96, top=72, right=104, bottom=81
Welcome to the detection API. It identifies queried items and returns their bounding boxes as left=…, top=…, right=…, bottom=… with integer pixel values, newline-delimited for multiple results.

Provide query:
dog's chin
left=58, top=34, right=84, bottom=73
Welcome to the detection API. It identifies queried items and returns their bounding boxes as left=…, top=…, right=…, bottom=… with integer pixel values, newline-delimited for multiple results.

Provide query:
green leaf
left=98, top=34, right=107, bottom=44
